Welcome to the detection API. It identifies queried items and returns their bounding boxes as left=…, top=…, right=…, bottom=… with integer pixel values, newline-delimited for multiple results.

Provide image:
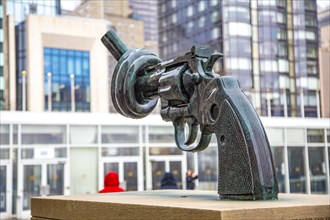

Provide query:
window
left=225, top=7, right=250, bottom=20
left=306, top=31, right=316, bottom=41
left=198, top=17, right=205, bottom=28
left=259, top=0, right=276, bottom=6
left=102, top=126, right=139, bottom=144
left=307, top=61, right=317, bottom=74
left=266, top=128, right=284, bottom=145
left=211, top=0, right=218, bottom=6
left=306, top=47, right=317, bottom=58
left=172, top=14, right=177, bottom=23
left=212, top=27, right=220, bottom=39
left=279, top=75, right=290, bottom=89
left=228, top=22, right=251, bottom=36
left=171, top=0, right=176, bottom=8
left=288, top=147, right=306, bottom=193
left=278, top=43, right=288, bottom=57
left=260, top=60, right=278, bottom=72
left=286, top=128, right=304, bottom=145
left=212, top=11, right=219, bottom=23
left=305, top=15, right=317, bottom=26
left=187, top=5, right=193, bottom=17
left=22, top=125, right=66, bottom=144
left=277, top=12, right=286, bottom=23
left=305, top=0, right=316, bottom=10
left=44, top=48, right=90, bottom=112
left=226, top=58, right=251, bottom=70
left=308, top=147, right=326, bottom=193
left=199, top=1, right=206, bottom=11
left=0, top=124, right=9, bottom=145
left=278, top=59, right=289, bottom=72
left=277, top=27, right=287, bottom=40
left=271, top=147, right=286, bottom=192
left=70, top=125, right=97, bottom=144
left=187, top=21, right=193, bottom=32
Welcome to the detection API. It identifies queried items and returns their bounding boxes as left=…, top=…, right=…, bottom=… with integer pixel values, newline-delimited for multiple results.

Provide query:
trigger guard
left=173, top=119, right=211, bottom=152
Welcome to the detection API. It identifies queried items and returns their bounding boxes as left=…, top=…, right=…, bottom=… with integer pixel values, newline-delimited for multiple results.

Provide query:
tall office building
left=4, top=0, right=63, bottom=111
left=69, top=0, right=145, bottom=113
left=130, top=0, right=159, bottom=54
left=6, top=0, right=61, bottom=24
left=318, top=7, right=330, bottom=118
left=158, top=0, right=320, bottom=117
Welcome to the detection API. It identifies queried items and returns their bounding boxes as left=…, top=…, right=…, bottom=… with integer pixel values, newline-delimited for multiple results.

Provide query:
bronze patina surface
left=101, top=29, right=279, bottom=200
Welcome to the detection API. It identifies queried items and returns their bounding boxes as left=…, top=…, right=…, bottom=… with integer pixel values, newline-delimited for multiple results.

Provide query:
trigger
left=184, top=121, right=198, bottom=145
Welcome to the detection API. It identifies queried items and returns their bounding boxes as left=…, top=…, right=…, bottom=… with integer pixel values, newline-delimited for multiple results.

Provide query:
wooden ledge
left=31, top=190, right=330, bottom=220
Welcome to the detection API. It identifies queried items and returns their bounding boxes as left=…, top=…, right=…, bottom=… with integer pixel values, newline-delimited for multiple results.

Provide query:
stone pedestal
left=31, top=190, right=330, bottom=220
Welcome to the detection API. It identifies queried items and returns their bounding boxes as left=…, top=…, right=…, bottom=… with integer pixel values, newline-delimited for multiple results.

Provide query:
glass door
left=18, top=162, right=65, bottom=219
left=102, top=160, right=139, bottom=191
left=151, top=161, right=166, bottom=189
left=0, top=166, right=7, bottom=213
left=47, top=164, right=65, bottom=196
left=149, top=159, right=184, bottom=190
left=0, top=163, right=11, bottom=219
left=170, top=161, right=182, bottom=189
left=23, top=165, right=41, bottom=211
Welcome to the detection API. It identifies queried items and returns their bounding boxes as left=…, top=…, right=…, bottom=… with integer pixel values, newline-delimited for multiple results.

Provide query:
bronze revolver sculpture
left=101, top=29, right=278, bottom=200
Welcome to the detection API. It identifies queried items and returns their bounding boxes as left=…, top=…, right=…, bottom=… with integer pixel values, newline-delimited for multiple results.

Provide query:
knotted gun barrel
left=101, top=29, right=278, bottom=200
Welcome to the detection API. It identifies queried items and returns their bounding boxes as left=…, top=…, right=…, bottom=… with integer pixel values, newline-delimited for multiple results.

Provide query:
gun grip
left=209, top=77, right=278, bottom=200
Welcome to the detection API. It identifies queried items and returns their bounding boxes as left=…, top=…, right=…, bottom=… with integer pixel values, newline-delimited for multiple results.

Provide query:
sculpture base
left=31, top=190, right=329, bottom=220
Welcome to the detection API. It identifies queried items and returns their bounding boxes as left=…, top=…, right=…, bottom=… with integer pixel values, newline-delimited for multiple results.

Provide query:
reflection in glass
left=47, top=164, right=64, bottom=195
left=149, top=126, right=174, bottom=143
left=55, top=148, right=67, bottom=158
left=102, top=126, right=139, bottom=144
left=0, top=125, right=9, bottom=145
left=288, top=147, right=305, bottom=193
left=22, top=125, right=66, bottom=144
left=170, top=161, right=182, bottom=189
left=124, top=162, right=138, bottom=191
left=151, top=161, right=165, bottom=190
left=308, top=148, right=326, bottom=194
left=21, top=148, right=34, bottom=159
left=198, top=147, right=217, bottom=190
left=23, top=165, right=41, bottom=210
left=0, top=166, right=6, bottom=212
left=149, top=147, right=182, bottom=156
left=307, top=129, right=324, bottom=143
left=327, top=129, right=330, bottom=143
left=104, top=163, right=119, bottom=177
left=271, top=147, right=285, bottom=192
left=0, top=148, right=9, bottom=160
left=102, top=147, right=139, bottom=157
left=44, top=48, right=90, bottom=112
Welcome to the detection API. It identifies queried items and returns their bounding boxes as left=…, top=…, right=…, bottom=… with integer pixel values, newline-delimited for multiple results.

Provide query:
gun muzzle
left=101, top=29, right=128, bottom=61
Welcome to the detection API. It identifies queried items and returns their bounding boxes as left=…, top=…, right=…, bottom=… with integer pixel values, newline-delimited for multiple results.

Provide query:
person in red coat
left=99, top=171, right=125, bottom=193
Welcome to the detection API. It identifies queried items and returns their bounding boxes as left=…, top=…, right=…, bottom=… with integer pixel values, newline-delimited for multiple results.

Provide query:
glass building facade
left=0, top=112, right=329, bottom=218
left=6, top=0, right=61, bottom=24
left=44, top=48, right=90, bottom=112
left=129, top=0, right=158, bottom=42
left=158, top=0, right=320, bottom=117
left=0, top=0, right=4, bottom=110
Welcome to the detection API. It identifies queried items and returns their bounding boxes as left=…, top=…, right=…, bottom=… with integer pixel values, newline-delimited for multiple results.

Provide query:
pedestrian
left=186, top=170, right=198, bottom=190
left=160, top=172, right=178, bottom=189
left=99, top=171, right=125, bottom=193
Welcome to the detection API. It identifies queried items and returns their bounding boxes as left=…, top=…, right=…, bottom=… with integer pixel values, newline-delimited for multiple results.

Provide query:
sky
left=61, top=0, right=330, bottom=11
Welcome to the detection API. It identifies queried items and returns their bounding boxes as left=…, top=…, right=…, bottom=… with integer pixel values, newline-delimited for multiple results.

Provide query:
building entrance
left=17, top=161, right=66, bottom=219
left=100, top=157, right=143, bottom=191
left=0, top=162, right=12, bottom=219
left=147, top=156, right=186, bottom=190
